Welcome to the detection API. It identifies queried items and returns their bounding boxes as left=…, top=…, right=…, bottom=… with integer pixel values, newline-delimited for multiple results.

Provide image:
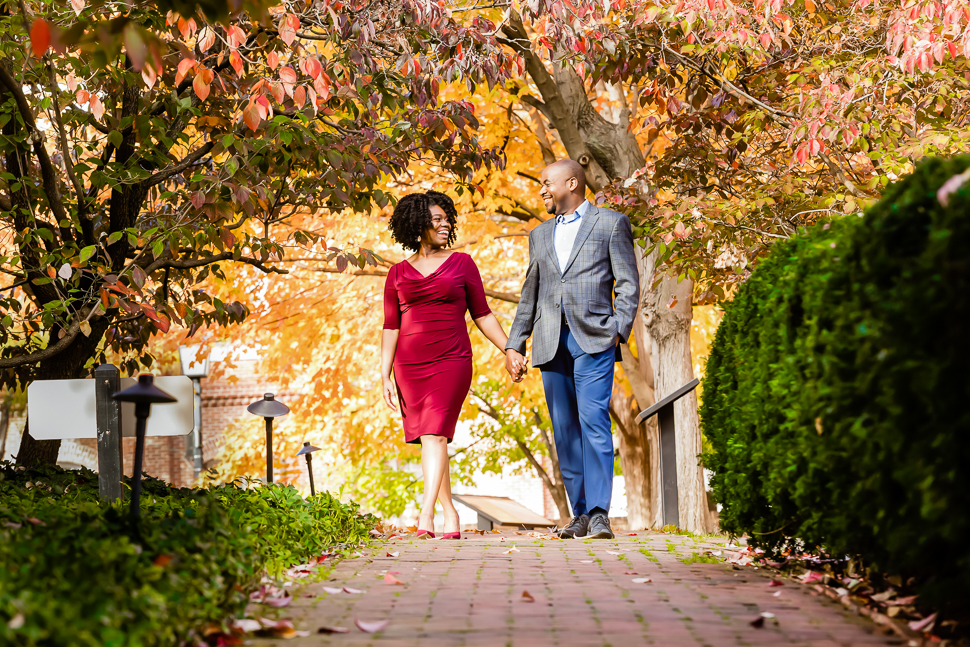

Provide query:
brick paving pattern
left=249, top=532, right=905, bottom=646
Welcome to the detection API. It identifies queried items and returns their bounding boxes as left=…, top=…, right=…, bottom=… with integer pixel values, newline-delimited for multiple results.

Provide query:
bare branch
left=143, top=252, right=288, bottom=275
left=143, top=142, right=216, bottom=188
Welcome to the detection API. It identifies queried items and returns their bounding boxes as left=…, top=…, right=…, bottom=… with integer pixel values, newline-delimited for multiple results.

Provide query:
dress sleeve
left=463, top=254, right=492, bottom=319
left=383, top=266, right=401, bottom=330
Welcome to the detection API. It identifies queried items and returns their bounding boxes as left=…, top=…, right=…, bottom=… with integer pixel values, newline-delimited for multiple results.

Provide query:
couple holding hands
left=380, top=160, right=639, bottom=540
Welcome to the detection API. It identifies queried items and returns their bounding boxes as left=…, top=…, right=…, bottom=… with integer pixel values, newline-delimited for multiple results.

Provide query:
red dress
left=383, top=252, right=492, bottom=444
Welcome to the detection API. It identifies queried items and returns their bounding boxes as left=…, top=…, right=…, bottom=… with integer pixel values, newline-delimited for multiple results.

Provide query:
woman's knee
left=420, top=435, right=448, bottom=449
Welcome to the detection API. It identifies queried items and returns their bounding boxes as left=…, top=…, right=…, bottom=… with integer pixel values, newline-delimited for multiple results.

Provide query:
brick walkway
left=250, top=532, right=904, bottom=646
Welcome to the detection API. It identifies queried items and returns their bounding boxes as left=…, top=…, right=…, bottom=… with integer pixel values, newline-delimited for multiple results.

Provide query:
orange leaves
left=302, top=57, right=322, bottom=79
left=227, top=25, right=247, bottom=49
left=268, top=51, right=279, bottom=70
left=193, top=67, right=214, bottom=101
left=197, top=26, right=216, bottom=52
left=383, top=573, right=405, bottom=585
left=279, top=66, right=298, bottom=84
left=242, top=99, right=262, bottom=131
left=279, top=13, right=300, bottom=46
left=30, top=19, right=50, bottom=58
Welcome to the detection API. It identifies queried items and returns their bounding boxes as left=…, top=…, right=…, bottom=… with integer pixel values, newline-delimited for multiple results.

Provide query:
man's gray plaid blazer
left=506, top=204, right=640, bottom=366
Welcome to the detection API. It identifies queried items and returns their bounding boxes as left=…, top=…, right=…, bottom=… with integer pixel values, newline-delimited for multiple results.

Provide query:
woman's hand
left=382, top=375, right=398, bottom=412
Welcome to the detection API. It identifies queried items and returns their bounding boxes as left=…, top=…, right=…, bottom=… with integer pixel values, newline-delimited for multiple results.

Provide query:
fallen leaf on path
left=799, top=571, right=825, bottom=584
left=631, top=578, right=652, bottom=584
left=253, top=618, right=310, bottom=639
left=527, top=532, right=546, bottom=538
left=318, top=626, right=350, bottom=634
left=580, top=560, right=594, bottom=563
left=761, top=612, right=775, bottom=619
left=773, top=591, right=782, bottom=597
left=625, top=532, right=638, bottom=536
left=624, top=571, right=638, bottom=575
left=355, top=619, right=389, bottom=633
left=386, top=534, right=402, bottom=540
left=750, top=616, right=765, bottom=628
left=768, top=579, right=784, bottom=587
left=504, top=547, right=520, bottom=554
left=233, top=619, right=261, bottom=632
left=885, top=595, right=918, bottom=606
left=343, top=587, right=363, bottom=594
left=405, top=525, right=417, bottom=533
left=369, top=529, right=383, bottom=537
left=909, top=613, right=937, bottom=633
left=384, top=574, right=405, bottom=585
left=499, top=536, right=507, bottom=542
left=322, top=586, right=343, bottom=594
left=521, top=590, right=535, bottom=603
left=386, top=551, right=400, bottom=557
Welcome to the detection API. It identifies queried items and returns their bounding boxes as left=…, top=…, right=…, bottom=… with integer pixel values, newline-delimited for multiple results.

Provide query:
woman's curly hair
left=388, top=190, right=458, bottom=252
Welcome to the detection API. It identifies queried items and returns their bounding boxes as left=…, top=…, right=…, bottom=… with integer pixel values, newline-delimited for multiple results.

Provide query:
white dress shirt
left=554, top=199, right=590, bottom=273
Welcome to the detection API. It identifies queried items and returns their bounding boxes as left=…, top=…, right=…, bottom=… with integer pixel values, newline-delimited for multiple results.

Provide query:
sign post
left=94, top=364, right=123, bottom=501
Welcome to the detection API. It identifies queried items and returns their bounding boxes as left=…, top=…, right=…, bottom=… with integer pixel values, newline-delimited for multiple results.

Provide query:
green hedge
left=701, top=155, right=970, bottom=602
left=0, top=463, right=375, bottom=646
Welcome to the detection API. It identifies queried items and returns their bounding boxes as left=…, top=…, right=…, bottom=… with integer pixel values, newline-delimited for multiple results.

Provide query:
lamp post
left=112, top=375, right=177, bottom=532
left=246, top=393, right=289, bottom=484
left=296, top=441, right=321, bottom=497
left=178, top=344, right=210, bottom=479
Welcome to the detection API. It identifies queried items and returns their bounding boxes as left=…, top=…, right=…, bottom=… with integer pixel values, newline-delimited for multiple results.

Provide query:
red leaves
left=30, top=19, right=50, bottom=58
left=268, top=51, right=279, bottom=70
left=521, top=590, right=535, bottom=602
left=384, top=573, right=405, bottom=585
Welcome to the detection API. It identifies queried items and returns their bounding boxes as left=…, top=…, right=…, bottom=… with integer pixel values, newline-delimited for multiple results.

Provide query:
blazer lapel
left=542, top=219, right=561, bottom=276
left=561, top=207, right=600, bottom=276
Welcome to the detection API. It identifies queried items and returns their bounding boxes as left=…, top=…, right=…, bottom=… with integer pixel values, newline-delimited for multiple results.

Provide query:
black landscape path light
left=113, top=375, right=177, bottom=532
left=296, top=441, right=321, bottom=497
left=246, top=393, right=289, bottom=484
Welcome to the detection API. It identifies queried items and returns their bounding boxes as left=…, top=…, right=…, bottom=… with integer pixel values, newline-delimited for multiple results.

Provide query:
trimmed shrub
left=701, top=155, right=970, bottom=602
left=0, top=463, right=375, bottom=646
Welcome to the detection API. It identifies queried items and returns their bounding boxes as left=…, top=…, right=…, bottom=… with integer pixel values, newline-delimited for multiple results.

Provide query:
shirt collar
left=556, top=199, right=590, bottom=225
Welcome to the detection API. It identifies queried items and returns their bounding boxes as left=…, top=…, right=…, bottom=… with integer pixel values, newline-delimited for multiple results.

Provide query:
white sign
left=27, top=376, right=195, bottom=440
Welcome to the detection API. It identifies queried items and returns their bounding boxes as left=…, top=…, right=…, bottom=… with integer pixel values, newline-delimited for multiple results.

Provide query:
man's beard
left=545, top=199, right=557, bottom=214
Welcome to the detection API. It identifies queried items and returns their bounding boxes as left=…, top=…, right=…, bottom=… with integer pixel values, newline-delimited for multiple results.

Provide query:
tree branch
left=143, top=142, right=216, bottom=188
left=0, top=321, right=80, bottom=368
left=143, top=252, right=288, bottom=275
left=0, top=63, right=73, bottom=245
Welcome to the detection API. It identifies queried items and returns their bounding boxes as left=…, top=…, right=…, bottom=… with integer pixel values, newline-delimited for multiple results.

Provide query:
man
left=505, top=159, right=639, bottom=540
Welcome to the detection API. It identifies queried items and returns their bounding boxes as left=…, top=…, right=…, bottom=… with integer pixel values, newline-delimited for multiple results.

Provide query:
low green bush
left=0, top=462, right=375, bottom=646
left=702, top=155, right=970, bottom=603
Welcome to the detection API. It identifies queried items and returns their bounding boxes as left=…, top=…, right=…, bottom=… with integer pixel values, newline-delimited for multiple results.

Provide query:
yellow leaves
left=804, top=0, right=816, bottom=13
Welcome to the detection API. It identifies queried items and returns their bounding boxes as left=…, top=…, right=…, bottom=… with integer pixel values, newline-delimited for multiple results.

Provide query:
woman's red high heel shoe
left=441, top=532, right=460, bottom=540
left=416, top=529, right=435, bottom=539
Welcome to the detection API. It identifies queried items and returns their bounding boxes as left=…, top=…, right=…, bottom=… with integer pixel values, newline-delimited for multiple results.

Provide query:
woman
left=381, top=191, right=519, bottom=539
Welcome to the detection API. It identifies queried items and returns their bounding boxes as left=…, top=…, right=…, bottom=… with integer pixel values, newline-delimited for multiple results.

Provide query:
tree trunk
left=0, top=397, right=9, bottom=458
left=641, top=250, right=714, bottom=533
left=499, top=15, right=708, bottom=531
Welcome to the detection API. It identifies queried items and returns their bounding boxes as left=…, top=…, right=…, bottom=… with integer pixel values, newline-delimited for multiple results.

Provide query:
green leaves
left=78, top=245, right=97, bottom=263
left=701, top=155, right=970, bottom=606
left=0, top=463, right=375, bottom=644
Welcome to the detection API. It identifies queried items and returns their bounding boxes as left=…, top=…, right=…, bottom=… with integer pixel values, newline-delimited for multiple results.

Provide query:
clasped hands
left=505, top=349, right=528, bottom=383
